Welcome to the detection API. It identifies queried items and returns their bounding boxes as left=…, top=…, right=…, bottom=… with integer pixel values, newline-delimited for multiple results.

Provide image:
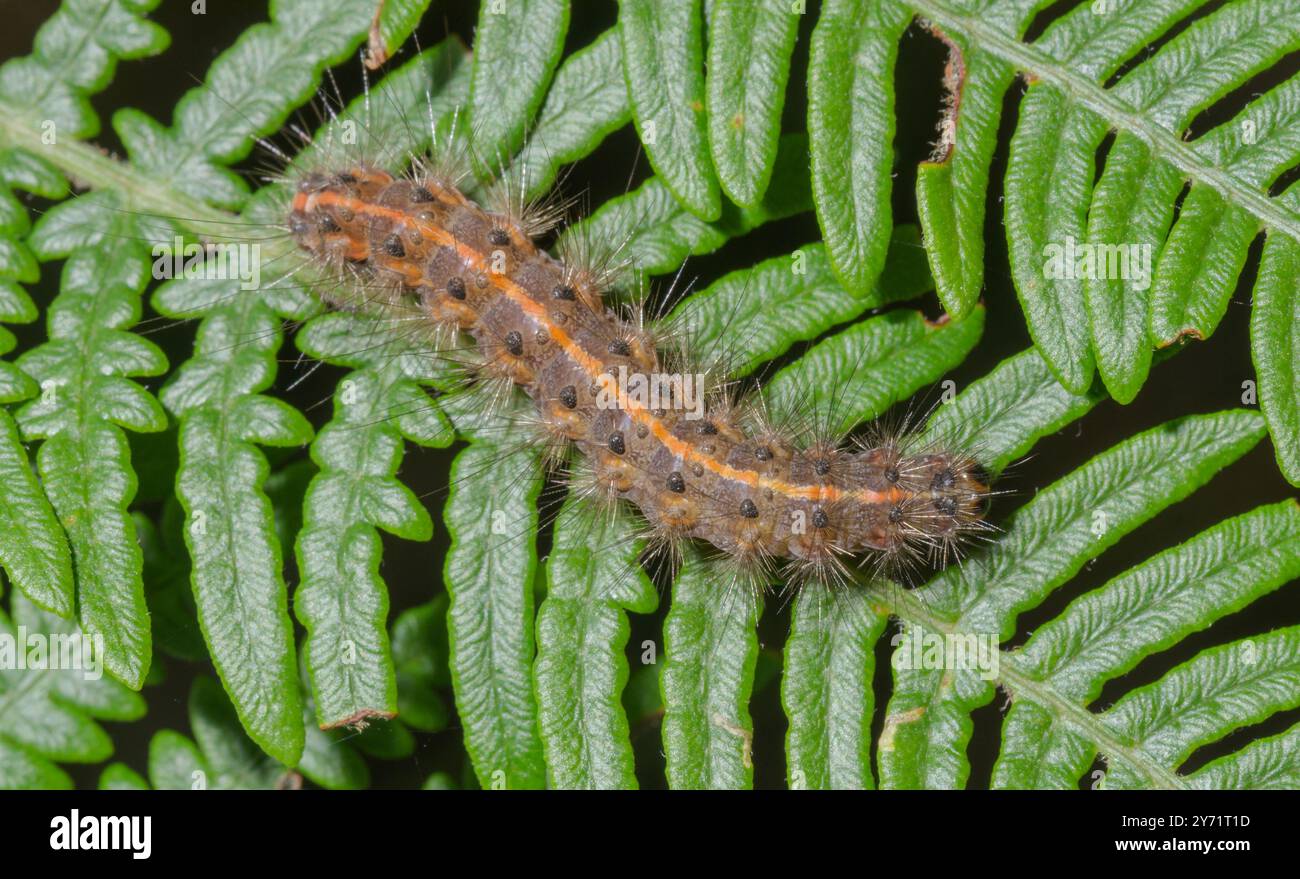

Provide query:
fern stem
left=871, top=580, right=1187, bottom=789
left=0, top=102, right=234, bottom=234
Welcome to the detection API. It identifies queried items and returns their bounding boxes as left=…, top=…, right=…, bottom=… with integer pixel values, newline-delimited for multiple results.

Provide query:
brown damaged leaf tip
left=922, top=18, right=967, bottom=164
left=365, top=0, right=389, bottom=70
left=325, top=707, right=398, bottom=732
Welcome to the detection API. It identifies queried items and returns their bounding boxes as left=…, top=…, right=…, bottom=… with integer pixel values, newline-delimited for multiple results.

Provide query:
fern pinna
left=0, top=0, right=1296, bottom=792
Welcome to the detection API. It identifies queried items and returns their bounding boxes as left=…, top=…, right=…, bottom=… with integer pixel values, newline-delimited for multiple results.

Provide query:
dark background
left=2, top=0, right=1298, bottom=790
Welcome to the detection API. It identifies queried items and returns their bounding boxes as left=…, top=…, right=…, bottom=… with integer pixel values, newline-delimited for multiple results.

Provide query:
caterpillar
left=281, top=134, right=994, bottom=593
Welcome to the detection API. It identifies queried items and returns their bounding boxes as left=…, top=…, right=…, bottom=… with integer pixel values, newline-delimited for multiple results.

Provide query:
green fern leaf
left=1253, top=232, right=1300, bottom=485
left=140, top=1, right=430, bottom=763
left=291, top=43, right=466, bottom=730
left=994, top=500, right=1300, bottom=788
left=444, top=443, right=548, bottom=790
left=14, top=191, right=169, bottom=690
left=661, top=545, right=762, bottom=789
left=115, top=0, right=382, bottom=208
left=0, top=0, right=168, bottom=141
left=508, top=28, right=631, bottom=200
left=0, top=408, right=71, bottom=618
left=618, top=0, right=720, bottom=220
left=856, top=0, right=1300, bottom=486
left=391, top=599, right=452, bottom=733
left=879, top=409, right=1266, bottom=788
left=0, top=593, right=145, bottom=790
left=783, top=588, right=887, bottom=790
left=469, top=0, right=570, bottom=171
left=5, top=0, right=1295, bottom=794
left=367, top=0, right=435, bottom=66
left=0, top=0, right=168, bottom=688
left=295, top=313, right=453, bottom=728
left=1101, top=626, right=1300, bottom=789
left=706, top=0, right=800, bottom=207
left=563, top=132, right=811, bottom=285
left=1189, top=724, right=1300, bottom=789
left=766, top=305, right=985, bottom=431
left=535, top=504, right=657, bottom=789
left=98, top=762, right=149, bottom=790
left=149, top=677, right=294, bottom=790
left=0, top=248, right=72, bottom=620
left=924, top=346, right=1106, bottom=473
left=807, top=0, right=911, bottom=297
left=667, top=228, right=933, bottom=379
left=915, top=0, right=1043, bottom=320
left=1080, top=0, right=1300, bottom=402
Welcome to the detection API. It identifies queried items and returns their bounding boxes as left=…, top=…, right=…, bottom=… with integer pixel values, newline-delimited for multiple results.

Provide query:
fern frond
left=839, top=0, right=1300, bottom=487
left=15, top=191, right=170, bottom=690
left=290, top=43, right=467, bottom=731
left=561, top=132, right=812, bottom=286
left=807, top=0, right=911, bottom=298
left=5, top=0, right=1293, bottom=794
left=661, top=543, right=763, bottom=789
left=706, top=0, right=801, bottom=208
left=97, top=762, right=149, bottom=790
left=1189, top=723, right=1300, bottom=789
left=444, top=443, right=548, bottom=790
left=469, top=0, right=570, bottom=173
left=994, top=501, right=1300, bottom=787
left=140, top=2, right=396, bottom=765
left=666, top=229, right=933, bottom=379
left=148, top=676, right=299, bottom=790
left=1101, top=626, right=1300, bottom=789
left=1253, top=233, right=1300, bottom=485
left=923, top=346, right=1106, bottom=473
left=507, top=28, right=631, bottom=201
left=618, top=0, right=720, bottom=220
left=155, top=292, right=312, bottom=764
left=0, top=594, right=146, bottom=789
left=878, top=409, right=1266, bottom=788
left=0, top=0, right=169, bottom=686
left=535, top=503, right=657, bottom=789
left=783, top=587, right=887, bottom=790
left=0, top=0, right=168, bottom=141
left=0, top=194, right=72, bottom=620
left=765, top=305, right=984, bottom=431
left=295, top=312, right=454, bottom=728
left=135, top=595, right=448, bottom=791
left=390, top=598, right=452, bottom=733
left=115, top=0, right=387, bottom=208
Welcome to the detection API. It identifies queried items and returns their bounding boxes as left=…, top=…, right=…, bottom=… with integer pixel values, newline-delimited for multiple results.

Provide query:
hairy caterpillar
left=279, top=116, right=994, bottom=595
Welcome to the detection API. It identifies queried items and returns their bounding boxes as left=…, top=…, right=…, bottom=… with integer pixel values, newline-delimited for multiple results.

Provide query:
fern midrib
left=0, top=104, right=232, bottom=235
left=905, top=0, right=1299, bottom=243
left=875, top=580, right=1188, bottom=790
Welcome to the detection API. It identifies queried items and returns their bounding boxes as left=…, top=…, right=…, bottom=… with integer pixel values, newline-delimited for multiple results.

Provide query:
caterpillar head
left=875, top=451, right=994, bottom=573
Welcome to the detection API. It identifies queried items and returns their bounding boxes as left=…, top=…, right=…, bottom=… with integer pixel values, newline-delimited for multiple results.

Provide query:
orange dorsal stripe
left=297, top=188, right=904, bottom=508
